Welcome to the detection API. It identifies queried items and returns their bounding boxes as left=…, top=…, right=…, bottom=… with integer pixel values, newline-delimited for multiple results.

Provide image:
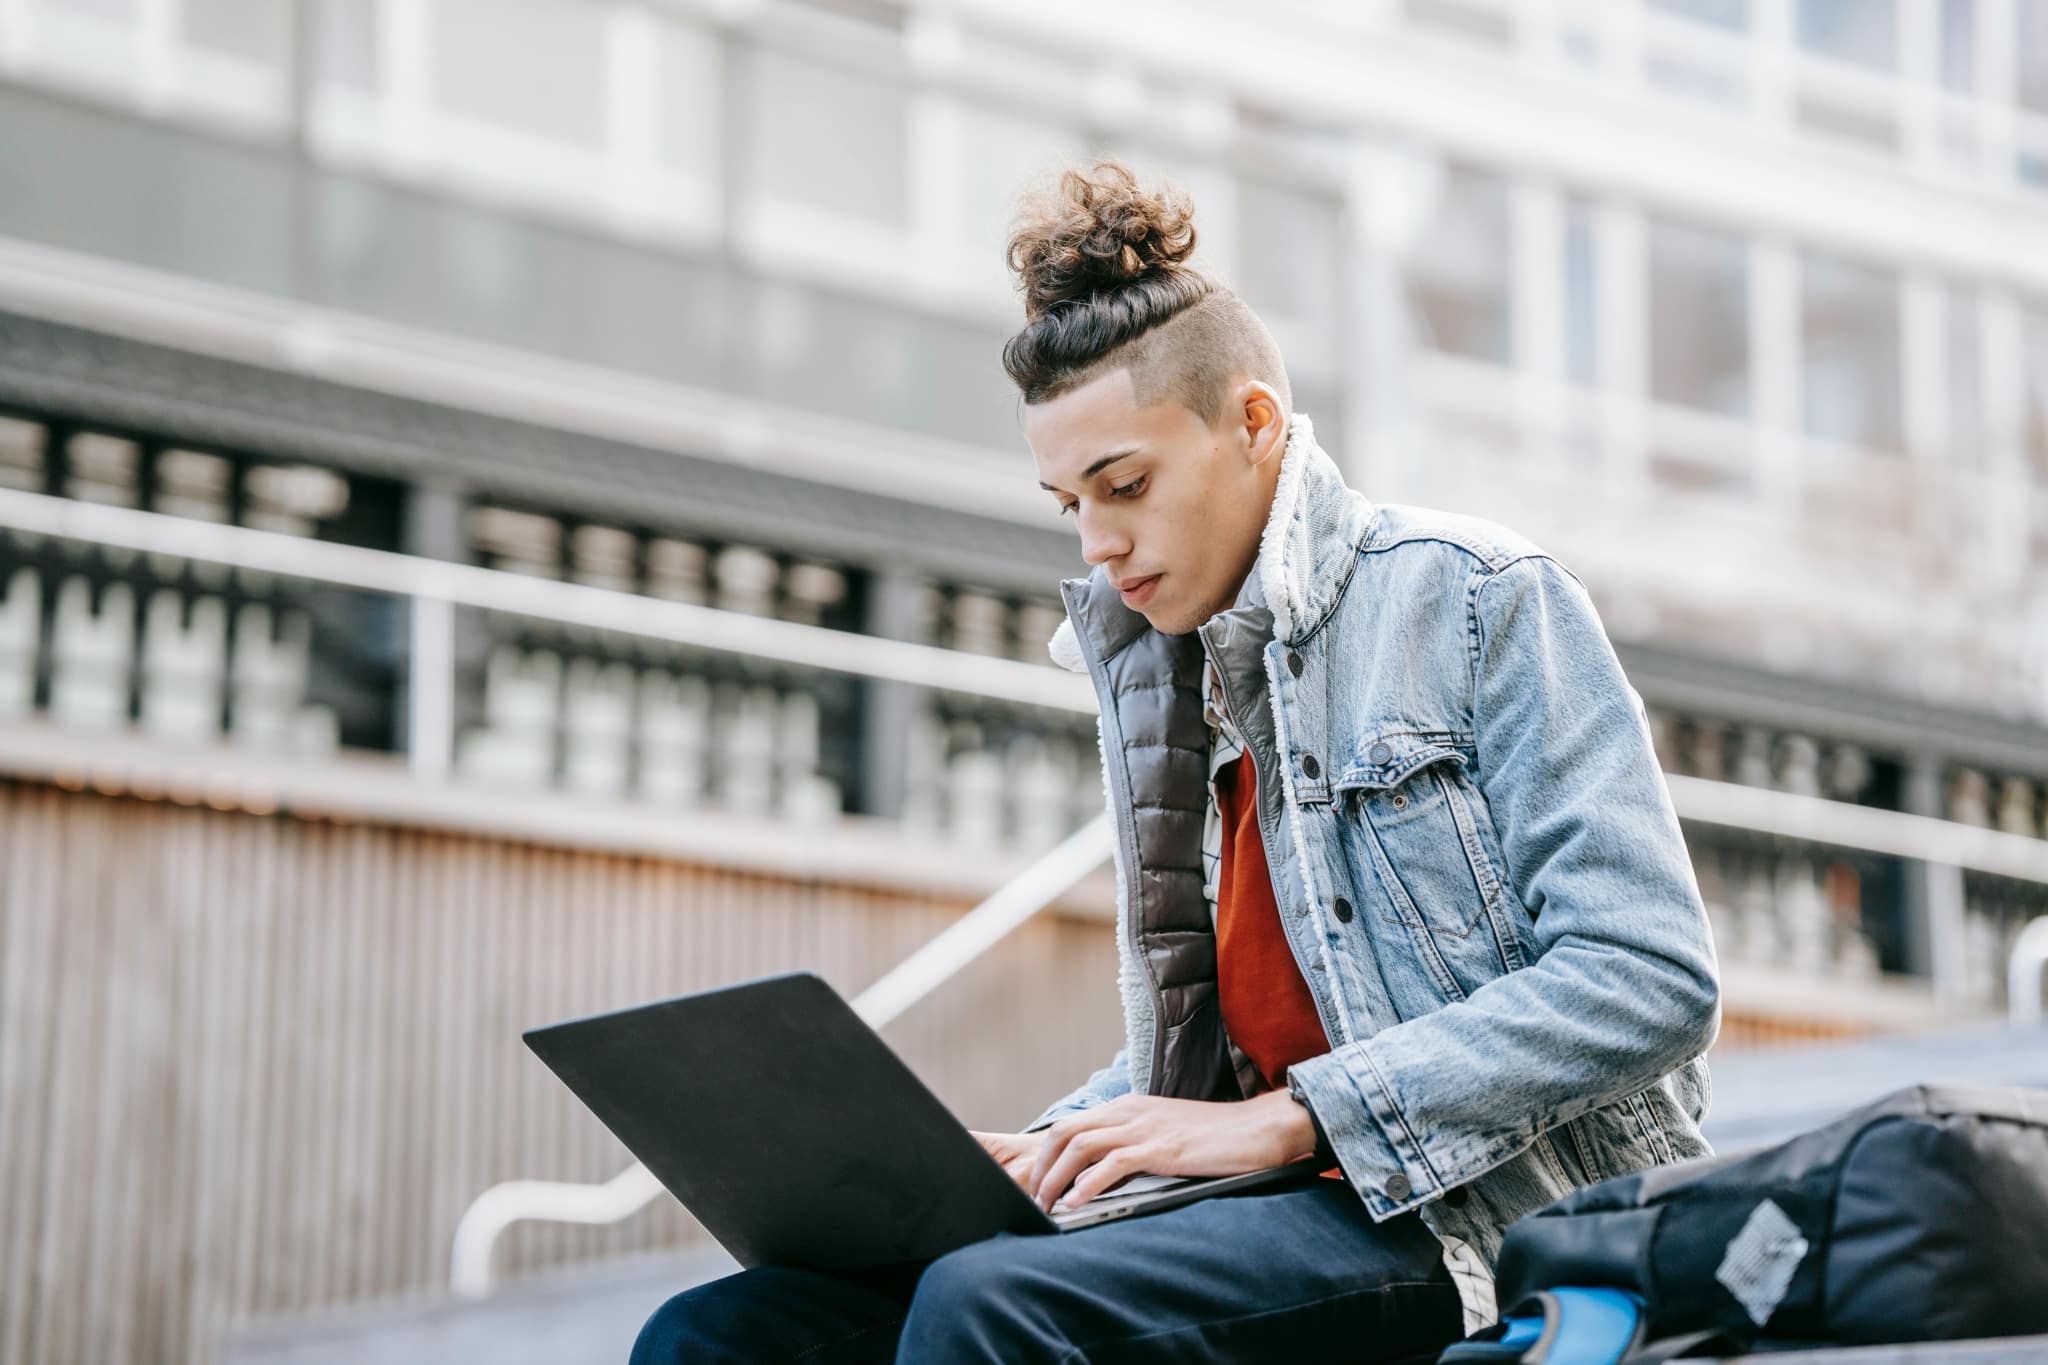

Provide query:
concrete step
left=220, top=1247, right=738, bottom=1365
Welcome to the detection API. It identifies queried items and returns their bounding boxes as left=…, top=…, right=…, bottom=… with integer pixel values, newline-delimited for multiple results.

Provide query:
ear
left=1238, top=382, right=1287, bottom=469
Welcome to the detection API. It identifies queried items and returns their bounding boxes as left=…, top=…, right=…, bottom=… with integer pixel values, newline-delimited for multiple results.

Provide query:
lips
left=1117, top=574, right=1162, bottom=606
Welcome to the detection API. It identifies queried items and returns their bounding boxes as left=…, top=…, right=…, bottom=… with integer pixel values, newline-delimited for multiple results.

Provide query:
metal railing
left=0, top=487, right=1096, bottom=729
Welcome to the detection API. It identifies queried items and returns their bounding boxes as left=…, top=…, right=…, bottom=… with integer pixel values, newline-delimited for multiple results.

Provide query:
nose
left=1076, top=507, right=1132, bottom=569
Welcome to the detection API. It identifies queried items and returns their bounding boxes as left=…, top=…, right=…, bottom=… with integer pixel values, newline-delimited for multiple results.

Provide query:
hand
left=969, top=1129, right=1048, bottom=1192
left=1026, top=1090, right=1319, bottom=1213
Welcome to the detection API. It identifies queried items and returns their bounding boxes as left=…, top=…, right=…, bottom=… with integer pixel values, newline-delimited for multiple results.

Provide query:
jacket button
left=1384, top=1173, right=1412, bottom=1201
left=1333, top=897, right=1354, bottom=923
left=1286, top=650, right=1304, bottom=678
left=1302, top=754, right=1320, bottom=780
left=1369, top=742, right=1392, bottom=764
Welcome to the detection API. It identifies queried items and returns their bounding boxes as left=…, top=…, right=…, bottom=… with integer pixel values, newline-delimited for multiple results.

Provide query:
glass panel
left=1800, top=250, right=1901, bottom=450
left=433, top=0, right=605, bottom=147
left=1940, top=0, right=1975, bottom=94
left=655, top=18, right=721, bottom=180
left=1797, top=0, right=1897, bottom=71
left=45, top=0, right=134, bottom=19
left=2020, top=1, right=2048, bottom=115
left=0, top=81, right=1019, bottom=450
left=1408, top=164, right=1511, bottom=364
left=310, top=169, right=732, bottom=390
left=182, top=0, right=288, bottom=66
left=1563, top=198, right=1597, bottom=386
left=1649, top=0, right=1748, bottom=31
left=1237, top=180, right=1343, bottom=348
left=744, top=45, right=908, bottom=228
left=1648, top=218, right=1749, bottom=417
left=0, top=84, right=298, bottom=294
left=1402, top=0, right=1512, bottom=48
left=1648, top=56, right=1747, bottom=107
left=742, top=274, right=1014, bottom=448
left=312, top=0, right=377, bottom=91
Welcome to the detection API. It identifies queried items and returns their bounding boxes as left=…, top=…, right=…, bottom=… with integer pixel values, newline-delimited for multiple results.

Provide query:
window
left=1801, top=251, right=1901, bottom=451
left=311, top=0, right=377, bottom=92
left=1940, top=0, right=1976, bottom=94
left=1648, top=218, right=1749, bottom=417
left=42, top=0, right=133, bottom=19
left=1649, top=0, right=1748, bottom=31
left=1237, top=180, right=1344, bottom=360
left=2021, top=2, right=2048, bottom=115
left=1408, top=164, right=1511, bottom=365
left=654, top=19, right=721, bottom=184
left=434, top=0, right=605, bottom=147
left=1563, top=198, right=1598, bottom=386
left=744, top=46, right=908, bottom=229
left=182, top=0, right=287, bottom=67
left=1797, top=0, right=1897, bottom=72
left=1402, top=0, right=1512, bottom=49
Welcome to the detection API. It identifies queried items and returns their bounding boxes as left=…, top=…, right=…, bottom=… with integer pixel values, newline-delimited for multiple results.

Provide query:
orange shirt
left=1214, top=750, right=1343, bottom=1179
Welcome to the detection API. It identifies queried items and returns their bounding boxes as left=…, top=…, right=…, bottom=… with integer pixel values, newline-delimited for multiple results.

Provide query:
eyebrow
left=1038, top=448, right=1139, bottom=493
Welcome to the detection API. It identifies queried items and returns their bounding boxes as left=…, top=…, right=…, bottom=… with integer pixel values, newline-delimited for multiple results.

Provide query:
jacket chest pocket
left=1336, top=733, right=1501, bottom=940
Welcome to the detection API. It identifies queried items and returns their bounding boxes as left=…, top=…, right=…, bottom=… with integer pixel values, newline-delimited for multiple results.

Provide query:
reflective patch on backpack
left=1715, top=1198, right=1810, bottom=1327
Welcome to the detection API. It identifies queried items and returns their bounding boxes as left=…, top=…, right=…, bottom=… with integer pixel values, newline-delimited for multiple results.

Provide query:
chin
left=1144, top=604, right=1208, bottom=636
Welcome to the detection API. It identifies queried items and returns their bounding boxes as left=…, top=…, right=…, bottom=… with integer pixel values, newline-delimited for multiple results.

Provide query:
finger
left=1027, top=1113, right=1108, bottom=1195
left=1026, top=1123, right=1070, bottom=1196
left=1064, top=1147, right=1141, bottom=1209
left=1034, top=1129, right=1124, bottom=1212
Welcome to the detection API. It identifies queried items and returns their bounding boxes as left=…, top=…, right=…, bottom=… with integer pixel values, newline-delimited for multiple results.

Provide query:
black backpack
left=1445, top=1084, right=2048, bottom=1362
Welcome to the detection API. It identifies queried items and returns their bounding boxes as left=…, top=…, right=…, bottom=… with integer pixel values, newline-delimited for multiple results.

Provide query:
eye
left=1109, top=476, right=1147, bottom=499
left=1056, top=501, right=1078, bottom=517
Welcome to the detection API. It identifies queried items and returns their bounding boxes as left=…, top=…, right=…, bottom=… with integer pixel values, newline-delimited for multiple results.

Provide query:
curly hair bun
left=1005, top=161, right=1199, bottom=320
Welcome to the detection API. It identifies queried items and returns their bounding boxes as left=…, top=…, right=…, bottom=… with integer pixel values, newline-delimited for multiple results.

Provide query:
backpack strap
left=1439, top=1287, right=1646, bottom=1364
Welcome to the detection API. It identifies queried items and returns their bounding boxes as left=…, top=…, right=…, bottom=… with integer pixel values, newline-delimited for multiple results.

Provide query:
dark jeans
left=629, top=1178, right=1464, bottom=1364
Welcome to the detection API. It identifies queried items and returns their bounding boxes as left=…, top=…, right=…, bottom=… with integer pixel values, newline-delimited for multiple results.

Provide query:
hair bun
left=1006, top=161, right=1199, bottom=319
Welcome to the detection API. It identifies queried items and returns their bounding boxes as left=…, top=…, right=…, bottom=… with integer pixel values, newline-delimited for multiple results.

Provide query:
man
left=633, top=161, right=1719, bottom=1364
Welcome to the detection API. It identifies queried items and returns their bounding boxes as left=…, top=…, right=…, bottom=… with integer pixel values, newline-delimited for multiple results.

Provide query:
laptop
left=523, top=970, right=1321, bottom=1270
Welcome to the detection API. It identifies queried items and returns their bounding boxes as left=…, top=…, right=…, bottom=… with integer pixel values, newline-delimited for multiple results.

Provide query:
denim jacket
left=1026, top=414, right=1720, bottom=1325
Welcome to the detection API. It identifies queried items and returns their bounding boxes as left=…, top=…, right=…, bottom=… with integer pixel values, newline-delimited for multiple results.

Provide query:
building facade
left=1, top=0, right=2047, bottom=1357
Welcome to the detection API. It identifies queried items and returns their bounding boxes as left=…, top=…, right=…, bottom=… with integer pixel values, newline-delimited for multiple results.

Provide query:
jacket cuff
left=1022, top=1107, right=1072, bottom=1134
left=1284, top=1045, right=1441, bottom=1219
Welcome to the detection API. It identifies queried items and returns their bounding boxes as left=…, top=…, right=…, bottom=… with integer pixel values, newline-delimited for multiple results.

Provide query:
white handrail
left=1664, top=775, right=2048, bottom=888
left=2009, top=918, right=2048, bottom=1027
left=11, top=491, right=2047, bottom=879
left=0, top=487, right=1095, bottom=714
left=447, top=811, right=1116, bottom=1298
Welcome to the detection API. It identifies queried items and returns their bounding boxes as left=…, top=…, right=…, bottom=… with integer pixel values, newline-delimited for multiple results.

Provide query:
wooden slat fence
left=0, top=778, right=1124, bottom=1365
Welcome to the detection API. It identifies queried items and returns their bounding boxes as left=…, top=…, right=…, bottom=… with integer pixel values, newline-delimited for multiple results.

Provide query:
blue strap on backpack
left=1439, top=1287, right=1646, bottom=1365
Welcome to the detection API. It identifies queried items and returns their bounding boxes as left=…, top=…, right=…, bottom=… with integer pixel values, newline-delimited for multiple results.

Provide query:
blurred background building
left=0, top=0, right=2046, bottom=1360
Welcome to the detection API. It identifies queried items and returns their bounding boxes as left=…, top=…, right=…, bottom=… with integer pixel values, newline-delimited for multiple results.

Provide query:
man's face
left=1026, top=368, right=1283, bottom=636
